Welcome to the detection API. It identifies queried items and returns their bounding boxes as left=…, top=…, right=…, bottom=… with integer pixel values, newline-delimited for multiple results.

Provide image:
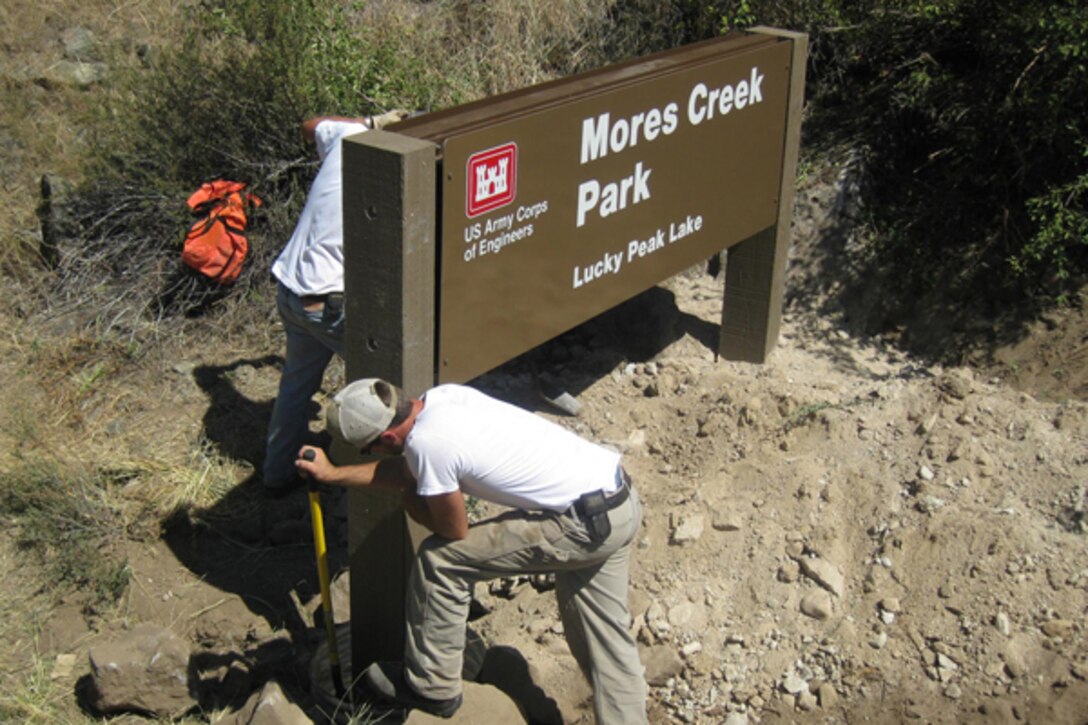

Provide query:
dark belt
left=300, top=291, right=344, bottom=307
left=574, top=469, right=631, bottom=515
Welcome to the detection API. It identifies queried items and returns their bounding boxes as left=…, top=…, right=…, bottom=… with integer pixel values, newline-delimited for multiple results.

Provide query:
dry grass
left=359, top=0, right=614, bottom=103
left=0, top=1, right=668, bottom=719
left=0, top=0, right=190, bottom=262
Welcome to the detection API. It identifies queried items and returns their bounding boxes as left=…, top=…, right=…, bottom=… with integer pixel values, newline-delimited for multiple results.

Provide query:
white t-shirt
left=405, top=385, right=622, bottom=512
left=271, top=120, right=368, bottom=296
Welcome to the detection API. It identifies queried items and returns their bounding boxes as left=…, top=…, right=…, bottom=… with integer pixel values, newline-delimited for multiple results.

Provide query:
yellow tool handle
left=304, top=450, right=345, bottom=697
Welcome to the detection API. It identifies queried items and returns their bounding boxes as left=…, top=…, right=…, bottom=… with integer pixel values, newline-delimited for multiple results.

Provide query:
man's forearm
left=402, top=491, right=432, bottom=527
left=300, top=115, right=369, bottom=142
left=401, top=490, right=469, bottom=540
left=299, top=448, right=414, bottom=491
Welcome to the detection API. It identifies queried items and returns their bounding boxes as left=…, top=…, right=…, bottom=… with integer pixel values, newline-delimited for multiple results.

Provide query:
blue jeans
left=263, top=282, right=344, bottom=489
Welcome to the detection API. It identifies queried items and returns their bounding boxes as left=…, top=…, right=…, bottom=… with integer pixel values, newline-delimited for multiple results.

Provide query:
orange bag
left=182, top=180, right=262, bottom=284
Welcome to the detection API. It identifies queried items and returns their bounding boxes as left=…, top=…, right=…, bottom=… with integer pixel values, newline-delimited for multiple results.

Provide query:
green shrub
left=794, top=0, right=1087, bottom=325
left=31, top=0, right=1086, bottom=349
left=36, top=0, right=620, bottom=333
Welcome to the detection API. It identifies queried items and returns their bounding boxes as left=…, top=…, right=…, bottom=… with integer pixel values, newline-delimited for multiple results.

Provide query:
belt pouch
left=322, top=293, right=344, bottom=323
left=579, top=490, right=612, bottom=543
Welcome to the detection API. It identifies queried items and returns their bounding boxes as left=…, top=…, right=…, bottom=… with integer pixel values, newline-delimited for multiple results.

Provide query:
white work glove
left=370, top=109, right=411, bottom=130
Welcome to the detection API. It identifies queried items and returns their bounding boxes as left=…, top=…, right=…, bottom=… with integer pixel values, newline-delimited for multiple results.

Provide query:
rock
left=938, top=372, right=973, bottom=400
left=641, top=644, right=684, bottom=686
left=680, top=641, right=703, bottom=657
left=1041, top=619, right=1075, bottom=639
left=880, top=597, right=902, bottom=614
left=1003, top=647, right=1028, bottom=679
left=917, top=495, right=945, bottom=513
left=62, top=26, right=99, bottom=60
left=797, top=690, right=818, bottom=711
left=667, top=601, right=704, bottom=630
left=476, top=646, right=562, bottom=725
left=88, top=623, right=196, bottom=717
left=782, top=671, right=808, bottom=694
left=710, top=508, right=743, bottom=531
left=797, top=557, right=845, bottom=596
left=669, top=513, right=704, bottom=545
left=869, top=631, right=888, bottom=649
left=817, top=682, right=838, bottom=708
left=212, top=680, right=309, bottom=725
left=777, top=561, right=800, bottom=583
left=935, top=653, right=959, bottom=671
left=51, top=653, right=78, bottom=680
left=38, top=60, right=108, bottom=88
left=800, top=590, right=832, bottom=620
left=405, top=682, right=527, bottom=724
left=994, top=611, right=1010, bottom=636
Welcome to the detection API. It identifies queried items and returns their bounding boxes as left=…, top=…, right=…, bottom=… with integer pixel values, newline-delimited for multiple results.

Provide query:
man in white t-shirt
left=263, top=112, right=406, bottom=497
left=298, top=379, right=649, bottom=722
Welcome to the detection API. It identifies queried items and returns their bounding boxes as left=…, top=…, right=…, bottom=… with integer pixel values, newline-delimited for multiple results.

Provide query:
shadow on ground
left=475, top=284, right=717, bottom=410
left=155, top=282, right=711, bottom=720
left=160, top=354, right=351, bottom=714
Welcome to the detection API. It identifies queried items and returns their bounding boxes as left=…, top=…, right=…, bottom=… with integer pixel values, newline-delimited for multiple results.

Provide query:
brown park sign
left=396, top=33, right=793, bottom=383
left=337, top=28, right=805, bottom=674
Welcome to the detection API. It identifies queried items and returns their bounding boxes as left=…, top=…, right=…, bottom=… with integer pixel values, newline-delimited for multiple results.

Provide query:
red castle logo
left=466, top=143, right=517, bottom=218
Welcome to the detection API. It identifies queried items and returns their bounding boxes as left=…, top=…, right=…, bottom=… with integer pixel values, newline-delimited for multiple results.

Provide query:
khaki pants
left=404, top=487, right=648, bottom=724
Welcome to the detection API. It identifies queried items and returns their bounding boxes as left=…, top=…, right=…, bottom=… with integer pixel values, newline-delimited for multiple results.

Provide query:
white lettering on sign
left=576, top=161, right=652, bottom=227
left=573, top=66, right=767, bottom=228
left=572, top=250, right=624, bottom=289
left=580, top=105, right=679, bottom=164
left=627, top=228, right=666, bottom=262
left=484, top=212, right=514, bottom=234
left=687, top=66, right=764, bottom=125
left=516, top=200, right=549, bottom=221
left=477, top=224, right=534, bottom=257
left=461, top=199, right=551, bottom=263
left=669, top=213, right=703, bottom=241
left=571, top=212, right=704, bottom=289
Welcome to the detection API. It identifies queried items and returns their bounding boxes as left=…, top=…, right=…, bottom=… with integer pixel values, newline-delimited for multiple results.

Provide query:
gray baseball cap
left=326, top=378, right=397, bottom=448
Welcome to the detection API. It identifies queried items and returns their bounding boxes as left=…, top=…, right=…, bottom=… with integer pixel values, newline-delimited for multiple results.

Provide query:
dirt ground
left=1, top=7, right=1086, bottom=721
left=1, top=150, right=1085, bottom=724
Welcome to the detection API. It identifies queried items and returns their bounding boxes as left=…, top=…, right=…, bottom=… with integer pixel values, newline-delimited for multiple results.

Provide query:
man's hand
left=371, top=109, right=411, bottom=130
left=296, top=446, right=417, bottom=492
left=297, top=446, right=335, bottom=483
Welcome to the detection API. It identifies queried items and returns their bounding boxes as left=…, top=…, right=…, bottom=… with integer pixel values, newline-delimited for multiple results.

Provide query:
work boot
left=537, top=374, right=581, bottom=416
left=362, top=661, right=462, bottom=718
left=370, top=109, right=411, bottom=130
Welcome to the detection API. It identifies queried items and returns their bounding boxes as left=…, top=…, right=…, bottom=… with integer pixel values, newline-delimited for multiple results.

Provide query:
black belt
left=574, top=469, right=631, bottom=515
left=299, top=291, right=344, bottom=306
